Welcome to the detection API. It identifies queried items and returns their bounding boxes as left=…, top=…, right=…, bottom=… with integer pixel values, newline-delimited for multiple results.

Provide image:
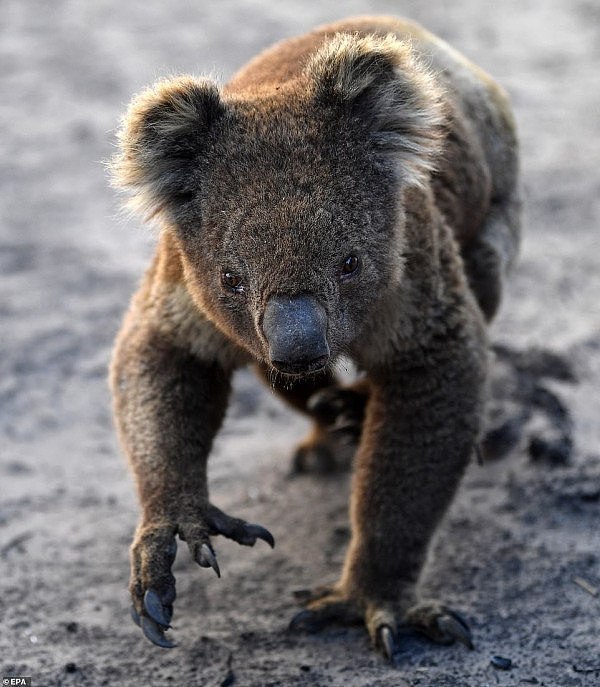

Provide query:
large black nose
left=262, top=294, right=330, bottom=374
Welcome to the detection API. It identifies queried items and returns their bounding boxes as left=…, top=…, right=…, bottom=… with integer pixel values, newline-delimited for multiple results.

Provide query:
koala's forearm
left=342, top=315, right=488, bottom=604
left=111, top=292, right=273, bottom=648
left=111, top=321, right=231, bottom=520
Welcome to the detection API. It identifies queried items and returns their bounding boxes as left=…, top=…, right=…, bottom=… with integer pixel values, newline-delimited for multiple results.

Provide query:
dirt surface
left=1, top=1, right=599, bottom=685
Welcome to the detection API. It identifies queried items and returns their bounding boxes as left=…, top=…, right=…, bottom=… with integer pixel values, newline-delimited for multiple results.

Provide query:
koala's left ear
left=305, top=33, right=447, bottom=187
left=111, top=76, right=224, bottom=222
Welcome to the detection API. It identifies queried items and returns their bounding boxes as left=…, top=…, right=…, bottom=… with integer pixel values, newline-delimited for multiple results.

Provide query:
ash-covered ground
left=1, top=1, right=599, bottom=685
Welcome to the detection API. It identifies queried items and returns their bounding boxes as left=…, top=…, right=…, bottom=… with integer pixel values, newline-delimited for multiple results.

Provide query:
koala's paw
left=292, top=426, right=355, bottom=474
left=291, top=386, right=367, bottom=474
left=289, top=587, right=472, bottom=661
left=129, top=504, right=274, bottom=648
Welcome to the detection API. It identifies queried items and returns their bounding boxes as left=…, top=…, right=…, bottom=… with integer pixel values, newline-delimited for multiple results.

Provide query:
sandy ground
left=1, top=1, right=599, bottom=685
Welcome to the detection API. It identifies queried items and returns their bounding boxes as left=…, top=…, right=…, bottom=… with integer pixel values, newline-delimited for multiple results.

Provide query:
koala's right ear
left=111, top=76, right=224, bottom=222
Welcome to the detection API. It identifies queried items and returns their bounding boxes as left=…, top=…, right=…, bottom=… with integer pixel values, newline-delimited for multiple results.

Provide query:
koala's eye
left=221, top=270, right=244, bottom=292
left=340, top=255, right=360, bottom=279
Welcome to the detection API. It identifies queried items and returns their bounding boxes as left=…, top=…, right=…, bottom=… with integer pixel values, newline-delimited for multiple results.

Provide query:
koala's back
left=229, top=15, right=520, bottom=262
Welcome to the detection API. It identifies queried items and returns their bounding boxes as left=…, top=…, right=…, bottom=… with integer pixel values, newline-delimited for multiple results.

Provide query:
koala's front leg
left=112, top=325, right=273, bottom=648
left=291, top=331, right=487, bottom=659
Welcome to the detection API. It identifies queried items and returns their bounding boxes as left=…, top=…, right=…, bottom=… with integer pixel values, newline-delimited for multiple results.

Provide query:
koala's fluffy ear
left=111, top=76, right=223, bottom=221
left=306, top=33, right=447, bottom=187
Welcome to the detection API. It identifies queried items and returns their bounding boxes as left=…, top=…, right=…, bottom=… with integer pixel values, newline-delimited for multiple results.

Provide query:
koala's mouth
left=269, top=354, right=330, bottom=377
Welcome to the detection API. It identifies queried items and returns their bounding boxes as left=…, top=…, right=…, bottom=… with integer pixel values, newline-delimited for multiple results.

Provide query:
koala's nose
left=262, top=294, right=330, bottom=375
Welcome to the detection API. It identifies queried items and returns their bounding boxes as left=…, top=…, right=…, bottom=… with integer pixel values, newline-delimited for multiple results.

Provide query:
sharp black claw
left=379, top=625, right=396, bottom=661
left=198, top=543, right=221, bottom=578
left=130, top=604, right=141, bottom=627
left=288, top=609, right=324, bottom=634
left=140, top=616, right=176, bottom=648
left=144, top=589, right=171, bottom=628
left=447, top=608, right=471, bottom=634
left=246, top=524, right=275, bottom=548
left=437, top=613, right=474, bottom=650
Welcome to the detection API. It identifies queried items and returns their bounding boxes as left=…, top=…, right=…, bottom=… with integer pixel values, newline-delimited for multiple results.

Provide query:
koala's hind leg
left=254, top=364, right=369, bottom=473
left=462, top=190, right=521, bottom=322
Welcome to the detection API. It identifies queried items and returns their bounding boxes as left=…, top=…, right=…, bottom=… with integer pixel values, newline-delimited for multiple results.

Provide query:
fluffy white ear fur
left=305, top=33, right=447, bottom=187
left=110, top=76, right=223, bottom=221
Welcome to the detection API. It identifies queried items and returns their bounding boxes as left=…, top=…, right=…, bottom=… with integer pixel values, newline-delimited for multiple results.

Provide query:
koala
left=110, top=15, right=520, bottom=659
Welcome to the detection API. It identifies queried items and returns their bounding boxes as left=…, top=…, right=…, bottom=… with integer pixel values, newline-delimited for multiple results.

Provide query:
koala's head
left=112, top=33, right=445, bottom=375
